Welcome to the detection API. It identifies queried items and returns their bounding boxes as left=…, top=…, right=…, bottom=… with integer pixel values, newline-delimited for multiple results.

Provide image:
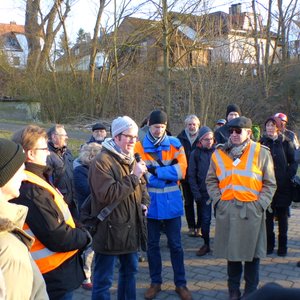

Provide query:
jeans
left=147, top=217, right=186, bottom=287
left=92, top=252, right=138, bottom=300
left=227, top=258, right=260, bottom=294
left=182, top=182, right=201, bottom=229
left=59, top=291, right=73, bottom=300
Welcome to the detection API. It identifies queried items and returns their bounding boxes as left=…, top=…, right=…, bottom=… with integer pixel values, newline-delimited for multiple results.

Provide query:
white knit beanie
left=111, top=116, right=138, bottom=138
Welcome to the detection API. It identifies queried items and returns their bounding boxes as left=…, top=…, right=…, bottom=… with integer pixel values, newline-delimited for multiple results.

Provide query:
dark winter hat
left=227, top=116, right=252, bottom=129
left=264, top=116, right=281, bottom=129
left=216, top=118, right=226, bottom=125
left=148, top=110, right=168, bottom=126
left=92, top=123, right=106, bottom=131
left=198, top=126, right=213, bottom=141
left=226, top=104, right=241, bottom=118
left=0, top=138, right=26, bottom=187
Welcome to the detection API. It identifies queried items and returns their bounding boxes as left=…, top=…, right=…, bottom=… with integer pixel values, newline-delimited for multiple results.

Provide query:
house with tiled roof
left=55, top=32, right=106, bottom=71
left=113, top=4, right=282, bottom=72
left=0, top=21, right=28, bottom=68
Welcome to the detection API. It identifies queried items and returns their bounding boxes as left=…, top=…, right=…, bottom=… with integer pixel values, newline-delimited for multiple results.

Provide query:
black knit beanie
left=226, top=104, right=241, bottom=118
left=0, top=138, right=26, bottom=187
left=148, top=110, right=168, bottom=126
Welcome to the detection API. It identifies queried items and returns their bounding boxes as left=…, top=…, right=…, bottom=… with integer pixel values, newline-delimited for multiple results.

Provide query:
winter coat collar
left=48, top=141, right=67, bottom=157
left=0, top=201, right=33, bottom=249
left=102, top=138, right=134, bottom=165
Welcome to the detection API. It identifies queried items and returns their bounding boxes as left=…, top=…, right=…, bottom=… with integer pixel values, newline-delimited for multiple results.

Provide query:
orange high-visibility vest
left=211, top=142, right=263, bottom=201
left=23, top=170, right=78, bottom=274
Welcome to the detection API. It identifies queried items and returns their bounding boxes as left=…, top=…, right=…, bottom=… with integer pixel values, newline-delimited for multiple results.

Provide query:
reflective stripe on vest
left=24, top=170, right=78, bottom=274
left=212, top=142, right=263, bottom=201
left=147, top=185, right=180, bottom=194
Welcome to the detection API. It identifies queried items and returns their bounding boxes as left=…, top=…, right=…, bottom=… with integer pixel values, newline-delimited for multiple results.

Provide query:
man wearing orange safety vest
left=11, top=125, right=92, bottom=300
left=206, top=116, right=277, bottom=300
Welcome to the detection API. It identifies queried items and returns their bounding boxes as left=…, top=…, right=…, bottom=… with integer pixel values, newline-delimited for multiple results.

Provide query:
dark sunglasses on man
left=229, top=128, right=242, bottom=134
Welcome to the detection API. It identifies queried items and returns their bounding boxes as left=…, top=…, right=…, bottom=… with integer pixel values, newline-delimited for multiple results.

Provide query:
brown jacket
left=89, top=147, right=150, bottom=255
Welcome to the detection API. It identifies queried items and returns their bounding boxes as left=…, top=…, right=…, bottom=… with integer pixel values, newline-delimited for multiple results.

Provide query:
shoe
left=277, top=248, right=287, bottom=257
left=196, top=244, right=210, bottom=256
left=229, top=289, right=241, bottom=300
left=187, top=228, right=194, bottom=235
left=144, top=284, right=161, bottom=300
left=138, top=255, right=146, bottom=262
left=81, top=282, right=93, bottom=290
left=266, top=248, right=273, bottom=255
left=188, top=229, right=201, bottom=237
left=175, top=286, right=192, bottom=300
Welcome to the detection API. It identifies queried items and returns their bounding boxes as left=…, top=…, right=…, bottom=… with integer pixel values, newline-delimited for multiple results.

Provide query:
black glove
left=213, top=199, right=220, bottom=218
left=195, top=197, right=202, bottom=203
left=147, top=165, right=157, bottom=175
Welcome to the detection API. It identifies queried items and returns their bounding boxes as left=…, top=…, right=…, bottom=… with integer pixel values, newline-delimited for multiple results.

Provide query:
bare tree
left=25, top=0, right=72, bottom=74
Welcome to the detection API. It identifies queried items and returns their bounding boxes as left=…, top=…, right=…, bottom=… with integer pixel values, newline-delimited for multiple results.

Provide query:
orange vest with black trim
left=211, top=142, right=263, bottom=201
left=23, top=170, right=78, bottom=274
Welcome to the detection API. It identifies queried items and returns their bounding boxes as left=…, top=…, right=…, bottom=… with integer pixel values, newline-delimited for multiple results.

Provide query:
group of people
left=0, top=105, right=299, bottom=300
left=178, top=104, right=300, bottom=300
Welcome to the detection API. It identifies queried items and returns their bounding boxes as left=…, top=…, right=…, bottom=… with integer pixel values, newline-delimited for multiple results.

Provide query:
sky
left=0, top=0, right=294, bottom=43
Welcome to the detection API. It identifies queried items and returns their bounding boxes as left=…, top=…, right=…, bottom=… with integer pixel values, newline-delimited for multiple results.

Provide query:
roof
left=0, top=22, right=25, bottom=36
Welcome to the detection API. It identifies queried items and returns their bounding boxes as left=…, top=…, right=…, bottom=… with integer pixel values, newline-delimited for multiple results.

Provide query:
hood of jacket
left=0, top=201, right=34, bottom=249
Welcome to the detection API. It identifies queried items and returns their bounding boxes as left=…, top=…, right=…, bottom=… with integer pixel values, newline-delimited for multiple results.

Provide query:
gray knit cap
left=198, top=126, right=213, bottom=141
left=111, top=116, right=138, bottom=138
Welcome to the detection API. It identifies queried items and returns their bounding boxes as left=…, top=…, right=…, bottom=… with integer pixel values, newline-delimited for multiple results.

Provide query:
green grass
left=0, top=130, right=83, bottom=158
left=0, top=130, right=13, bottom=139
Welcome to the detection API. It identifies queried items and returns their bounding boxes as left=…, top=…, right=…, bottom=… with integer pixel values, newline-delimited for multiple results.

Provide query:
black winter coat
left=47, top=142, right=76, bottom=208
left=188, top=146, right=215, bottom=200
left=177, top=129, right=199, bottom=184
left=11, top=162, right=90, bottom=299
left=260, top=134, right=297, bottom=207
left=74, top=164, right=90, bottom=210
left=214, top=124, right=230, bottom=144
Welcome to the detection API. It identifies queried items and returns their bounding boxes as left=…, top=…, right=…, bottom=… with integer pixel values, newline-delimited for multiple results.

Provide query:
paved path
left=74, top=206, right=300, bottom=300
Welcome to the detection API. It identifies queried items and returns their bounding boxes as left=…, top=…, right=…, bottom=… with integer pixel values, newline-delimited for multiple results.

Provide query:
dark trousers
left=197, top=197, right=212, bottom=245
left=227, top=258, right=260, bottom=295
left=266, top=207, right=289, bottom=252
left=182, top=182, right=201, bottom=229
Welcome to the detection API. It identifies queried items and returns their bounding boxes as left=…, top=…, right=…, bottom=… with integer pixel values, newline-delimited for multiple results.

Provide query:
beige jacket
left=0, top=201, right=48, bottom=300
left=206, top=141, right=277, bottom=261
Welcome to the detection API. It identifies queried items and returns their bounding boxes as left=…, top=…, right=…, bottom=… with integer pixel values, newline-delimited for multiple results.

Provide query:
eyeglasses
left=202, top=138, right=214, bottom=142
left=121, top=134, right=138, bottom=141
left=54, top=133, right=68, bottom=137
left=229, top=128, right=243, bottom=135
left=33, top=147, right=49, bottom=151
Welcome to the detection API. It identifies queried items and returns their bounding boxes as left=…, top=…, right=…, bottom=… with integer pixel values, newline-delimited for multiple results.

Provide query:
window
left=12, top=56, right=20, bottom=66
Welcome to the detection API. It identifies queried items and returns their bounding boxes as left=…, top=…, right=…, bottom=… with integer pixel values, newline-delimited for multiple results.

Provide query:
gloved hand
left=195, top=197, right=202, bottom=203
left=213, top=199, right=220, bottom=218
left=147, top=165, right=157, bottom=176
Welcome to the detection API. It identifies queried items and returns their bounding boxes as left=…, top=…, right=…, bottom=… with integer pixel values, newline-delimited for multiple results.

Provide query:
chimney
left=229, top=3, right=242, bottom=15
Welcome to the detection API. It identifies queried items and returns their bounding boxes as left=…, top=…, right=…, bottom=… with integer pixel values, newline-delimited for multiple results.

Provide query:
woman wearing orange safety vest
left=11, top=125, right=92, bottom=300
left=206, top=117, right=276, bottom=300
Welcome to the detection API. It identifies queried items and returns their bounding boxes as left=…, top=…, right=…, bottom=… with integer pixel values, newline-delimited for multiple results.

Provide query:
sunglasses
left=229, top=128, right=242, bottom=134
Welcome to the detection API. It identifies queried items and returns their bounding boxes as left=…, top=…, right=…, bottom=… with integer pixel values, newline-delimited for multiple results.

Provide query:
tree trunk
left=162, top=0, right=171, bottom=116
